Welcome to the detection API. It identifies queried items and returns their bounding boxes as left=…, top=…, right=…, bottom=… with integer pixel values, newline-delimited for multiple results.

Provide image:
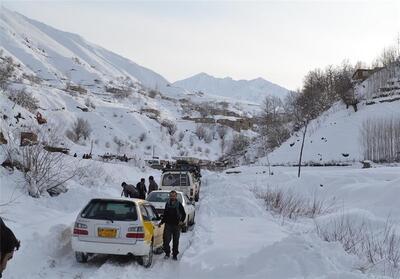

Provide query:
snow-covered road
left=2, top=165, right=399, bottom=278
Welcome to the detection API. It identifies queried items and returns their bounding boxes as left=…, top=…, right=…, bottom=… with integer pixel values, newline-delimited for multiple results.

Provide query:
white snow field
left=2, top=162, right=399, bottom=278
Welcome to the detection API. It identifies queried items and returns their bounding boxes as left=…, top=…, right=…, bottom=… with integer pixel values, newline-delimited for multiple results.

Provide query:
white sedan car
left=71, top=198, right=164, bottom=268
left=146, top=190, right=195, bottom=232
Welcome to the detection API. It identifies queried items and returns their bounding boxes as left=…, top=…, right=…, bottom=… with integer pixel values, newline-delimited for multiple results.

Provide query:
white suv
left=71, top=198, right=164, bottom=268
left=160, top=171, right=200, bottom=201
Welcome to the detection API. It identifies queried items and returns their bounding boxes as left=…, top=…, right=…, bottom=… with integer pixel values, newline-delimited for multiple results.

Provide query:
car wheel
left=138, top=242, right=153, bottom=268
left=75, top=252, right=88, bottom=263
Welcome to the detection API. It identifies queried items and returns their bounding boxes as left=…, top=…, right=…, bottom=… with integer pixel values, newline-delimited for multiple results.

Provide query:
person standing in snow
left=158, top=190, right=186, bottom=260
left=121, top=182, right=139, bottom=198
left=0, top=218, right=20, bottom=278
left=136, top=178, right=147, bottom=200
left=148, top=176, right=158, bottom=194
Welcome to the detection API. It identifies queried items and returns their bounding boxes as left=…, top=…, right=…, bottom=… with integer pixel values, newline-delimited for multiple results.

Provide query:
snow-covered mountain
left=173, top=72, right=289, bottom=103
left=0, top=8, right=265, bottom=162
left=0, top=7, right=182, bottom=97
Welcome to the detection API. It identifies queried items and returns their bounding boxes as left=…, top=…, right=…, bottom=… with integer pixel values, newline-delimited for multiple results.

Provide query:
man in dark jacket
left=158, top=190, right=186, bottom=260
left=136, top=178, right=147, bottom=200
left=0, top=218, right=20, bottom=278
left=121, top=182, right=139, bottom=198
left=148, top=176, right=158, bottom=194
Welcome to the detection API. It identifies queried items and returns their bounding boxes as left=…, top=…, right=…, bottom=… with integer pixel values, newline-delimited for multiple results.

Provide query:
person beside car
left=121, top=182, right=139, bottom=198
left=148, top=176, right=158, bottom=194
left=158, top=190, right=186, bottom=260
left=0, top=217, right=20, bottom=278
left=136, top=178, right=147, bottom=200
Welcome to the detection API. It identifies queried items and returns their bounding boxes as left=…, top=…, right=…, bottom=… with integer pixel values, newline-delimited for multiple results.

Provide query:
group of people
left=121, top=177, right=186, bottom=261
left=0, top=218, right=20, bottom=278
left=120, top=176, right=159, bottom=199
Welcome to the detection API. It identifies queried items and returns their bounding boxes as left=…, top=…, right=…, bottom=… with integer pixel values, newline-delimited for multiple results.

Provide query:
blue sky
left=2, top=1, right=400, bottom=90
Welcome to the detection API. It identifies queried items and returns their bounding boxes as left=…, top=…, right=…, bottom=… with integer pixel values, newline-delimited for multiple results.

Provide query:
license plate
left=98, top=228, right=117, bottom=238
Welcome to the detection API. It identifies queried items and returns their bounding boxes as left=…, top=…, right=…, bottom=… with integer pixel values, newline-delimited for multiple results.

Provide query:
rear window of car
left=147, top=192, right=183, bottom=203
left=162, top=173, right=190, bottom=186
left=81, top=199, right=138, bottom=221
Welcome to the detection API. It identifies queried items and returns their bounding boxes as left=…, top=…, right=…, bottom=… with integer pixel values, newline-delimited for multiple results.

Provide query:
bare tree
left=195, top=125, right=207, bottom=140
left=66, top=118, right=92, bottom=143
left=217, top=125, right=228, bottom=153
left=5, top=126, right=80, bottom=197
left=226, top=134, right=249, bottom=156
left=161, top=119, right=177, bottom=136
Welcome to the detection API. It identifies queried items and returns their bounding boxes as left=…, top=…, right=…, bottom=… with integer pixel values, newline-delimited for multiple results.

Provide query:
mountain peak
left=173, top=73, right=289, bottom=103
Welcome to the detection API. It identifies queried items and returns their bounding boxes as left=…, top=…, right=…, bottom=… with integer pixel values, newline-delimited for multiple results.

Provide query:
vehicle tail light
left=126, top=226, right=144, bottom=239
left=73, top=222, right=88, bottom=235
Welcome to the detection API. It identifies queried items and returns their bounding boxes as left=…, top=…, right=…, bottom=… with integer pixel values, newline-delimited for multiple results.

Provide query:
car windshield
left=147, top=192, right=183, bottom=203
left=81, top=199, right=138, bottom=221
left=162, top=173, right=190, bottom=186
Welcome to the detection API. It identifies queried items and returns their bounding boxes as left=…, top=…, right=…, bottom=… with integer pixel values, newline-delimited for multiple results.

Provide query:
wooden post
left=297, top=121, right=308, bottom=178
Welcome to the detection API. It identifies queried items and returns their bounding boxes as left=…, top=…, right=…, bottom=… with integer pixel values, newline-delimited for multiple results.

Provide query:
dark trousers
left=163, top=224, right=180, bottom=256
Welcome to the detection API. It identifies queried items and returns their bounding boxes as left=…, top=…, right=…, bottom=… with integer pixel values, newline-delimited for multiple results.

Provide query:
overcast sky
left=2, top=1, right=400, bottom=90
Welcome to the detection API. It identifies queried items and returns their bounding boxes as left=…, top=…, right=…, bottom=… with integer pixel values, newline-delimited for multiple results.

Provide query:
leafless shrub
left=22, top=73, right=42, bottom=85
left=196, top=146, right=202, bottom=153
left=66, top=82, right=87, bottom=94
left=226, top=134, right=249, bottom=156
left=204, top=130, right=213, bottom=143
left=161, top=119, right=177, bottom=136
left=8, top=88, right=39, bottom=113
left=205, top=148, right=210, bottom=155
left=316, top=215, right=400, bottom=277
left=105, top=86, right=132, bottom=99
left=178, top=131, right=185, bottom=142
left=170, top=136, right=176, bottom=147
left=84, top=97, right=96, bottom=109
left=217, top=125, right=228, bottom=152
left=0, top=51, right=16, bottom=88
left=147, top=89, right=160, bottom=98
left=139, top=132, right=147, bottom=142
left=113, top=136, right=124, bottom=152
left=5, top=126, right=79, bottom=197
left=360, top=117, right=400, bottom=163
left=66, top=118, right=92, bottom=143
left=254, top=187, right=334, bottom=219
left=195, top=125, right=207, bottom=140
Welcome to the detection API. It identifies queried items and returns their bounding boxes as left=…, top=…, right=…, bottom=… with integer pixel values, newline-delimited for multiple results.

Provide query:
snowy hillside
left=265, top=100, right=400, bottom=165
left=173, top=72, right=289, bottom=104
left=0, top=7, right=184, bottom=97
left=263, top=69, right=400, bottom=165
left=0, top=8, right=263, bottom=162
